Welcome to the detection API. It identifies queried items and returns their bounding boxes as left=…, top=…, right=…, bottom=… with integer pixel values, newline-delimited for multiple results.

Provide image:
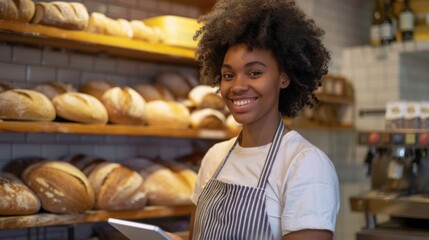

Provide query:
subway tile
left=42, top=49, right=69, bottom=67
left=12, top=144, right=42, bottom=159
left=0, top=133, right=26, bottom=143
left=94, top=145, right=117, bottom=161
left=13, top=46, right=42, bottom=64
left=139, top=0, right=157, bottom=9
left=416, top=40, right=429, bottom=51
left=117, top=59, right=138, bottom=75
left=114, top=145, right=138, bottom=160
left=80, top=134, right=106, bottom=143
left=41, top=144, right=70, bottom=160
left=107, top=4, right=129, bottom=19
left=0, top=144, right=12, bottom=162
left=69, top=144, right=95, bottom=156
left=0, top=63, right=26, bottom=81
left=94, top=56, right=117, bottom=72
left=0, top=44, right=12, bottom=61
left=27, top=65, right=56, bottom=84
left=55, top=133, right=81, bottom=143
left=116, top=0, right=136, bottom=7
left=84, top=0, right=108, bottom=14
left=26, top=133, right=56, bottom=143
left=57, top=69, right=81, bottom=86
left=70, top=53, right=95, bottom=70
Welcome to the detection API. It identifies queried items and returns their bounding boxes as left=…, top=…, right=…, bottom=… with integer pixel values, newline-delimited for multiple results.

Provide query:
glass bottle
left=370, top=0, right=384, bottom=46
left=399, top=0, right=415, bottom=41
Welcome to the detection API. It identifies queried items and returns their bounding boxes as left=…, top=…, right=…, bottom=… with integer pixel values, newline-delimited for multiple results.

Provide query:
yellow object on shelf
left=143, top=15, right=201, bottom=49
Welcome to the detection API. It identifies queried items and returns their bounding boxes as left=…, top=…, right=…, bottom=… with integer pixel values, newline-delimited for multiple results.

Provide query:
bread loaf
left=62, top=153, right=106, bottom=172
left=155, top=72, right=192, bottom=100
left=79, top=79, right=118, bottom=101
left=145, top=100, right=191, bottom=129
left=85, top=12, right=133, bottom=38
left=190, top=108, right=226, bottom=129
left=188, top=85, right=225, bottom=110
left=130, top=20, right=164, bottom=43
left=0, top=172, right=41, bottom=215
left=2, top=156, right=46, bottom=179
left=52, top=92, right=108, bottom=124
left=226, top=114, right=242, bottom=132
left=124, top=158, right=194, bottom=206
left=0, top=0, right=35, bottom=23
left=0, top=89, right=56, bottom=121
left=0, top=82, right=13, bottom=93
left=132, top=83, right=175, bottom=102
left=31, top=1, right=89, bottom=30
left=33, top=81, right=76, bottom=100
left=86, top=162, right=147, bottom=211
left=101, top=86, right=146, bottom=124
left=22, top=161, right=95, bottom=213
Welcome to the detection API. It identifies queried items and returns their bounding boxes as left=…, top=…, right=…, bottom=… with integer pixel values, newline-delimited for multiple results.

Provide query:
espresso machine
left=350, top=131, right=429, bottom=240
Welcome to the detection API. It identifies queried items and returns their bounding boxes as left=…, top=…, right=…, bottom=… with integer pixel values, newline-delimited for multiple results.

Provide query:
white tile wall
left=0, top=0, right=383, bottom=239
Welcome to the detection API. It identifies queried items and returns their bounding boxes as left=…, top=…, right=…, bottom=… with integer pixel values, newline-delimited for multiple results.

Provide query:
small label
left=388, top=160, right=404, bottom=180
left=405, top=133, right=416, bottom=144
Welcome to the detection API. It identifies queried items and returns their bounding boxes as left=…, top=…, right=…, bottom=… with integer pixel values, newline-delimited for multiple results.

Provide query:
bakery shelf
left=357, top=130, right=429, bottom=147
left=315, top=93, right=354, bottom=104
left=0, top=20, right=196, bottom=66
left=0, top=121, right=236, bottom=140
left=0, top=205, right=194, bottom=229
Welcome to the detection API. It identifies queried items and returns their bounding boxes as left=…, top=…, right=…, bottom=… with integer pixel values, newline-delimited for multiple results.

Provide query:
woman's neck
left=239, top=115, right=286, bottom=147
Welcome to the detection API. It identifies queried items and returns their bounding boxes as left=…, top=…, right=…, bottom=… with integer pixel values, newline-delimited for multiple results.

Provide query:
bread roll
left=62, top=153, right=106, bottom=172
left=52, top=92, right=108, bottom=124
left=22, top=161, right=95, bottom=213
left=31, top=2, right=89, bottom=30
left=155, top=72, right=192, bottom=100
left=0, top=172, right=41, bottom=215
left=33, top=81, right=76, bottom=100
left=130, top=20, right=164, bottom=43
left=2, top=156, right=46, bottom=179
left=0, top=0, right=35, bottom=23
left=189, top=85, right=225, bottom=110
left=124, top=158, right=193, bottom=206
left=190, top=108, right=226, bottom=129
left=145, top=100, right=191, bottom=129
left=101, top=86, right=146, bottom=124
left=85, top=12, right=132, bottom=38
left=80, top=79, right=118, bottom=101
left=86, top=162, right=147, bottom=211
left=0, top=89, right=56, bottom=121
left=132, top=83, right=175, bottom=102
left=226, top=114, right=241, bottom=132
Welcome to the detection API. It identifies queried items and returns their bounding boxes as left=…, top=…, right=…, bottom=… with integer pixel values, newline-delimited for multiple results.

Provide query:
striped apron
left=193, top=120, right=285, bottom=240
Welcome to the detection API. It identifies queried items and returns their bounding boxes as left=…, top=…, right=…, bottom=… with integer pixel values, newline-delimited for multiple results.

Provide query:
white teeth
left=233, top=98, right=254, bottom=106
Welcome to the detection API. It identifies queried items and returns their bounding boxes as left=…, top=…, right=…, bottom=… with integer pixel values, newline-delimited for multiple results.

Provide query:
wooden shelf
left=0, top=121, right=236, bottom=140
left=0, top=20, right=196, bottom=66
left=315, top=93, right=354, bottom=104
left=0, top=205, right=194, bottom=229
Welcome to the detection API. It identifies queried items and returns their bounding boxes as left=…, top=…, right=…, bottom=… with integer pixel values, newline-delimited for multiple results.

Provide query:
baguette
left=31, top=1, right=89, bottom=30
left=0, top=0, right=35, bottom=22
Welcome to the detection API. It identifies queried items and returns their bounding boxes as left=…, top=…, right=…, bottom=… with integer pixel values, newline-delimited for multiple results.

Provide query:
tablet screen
left=108, top=218, right=173, bottom=240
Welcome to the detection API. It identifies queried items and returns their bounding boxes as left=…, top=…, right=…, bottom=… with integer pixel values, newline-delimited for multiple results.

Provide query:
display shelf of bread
left=0, top=154, right=199, bottom=229
left=0, top=0, right=197, bottom=65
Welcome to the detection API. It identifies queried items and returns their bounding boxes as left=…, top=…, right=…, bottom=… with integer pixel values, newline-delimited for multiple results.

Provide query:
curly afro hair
left=194, top=0, right=330, bottom=118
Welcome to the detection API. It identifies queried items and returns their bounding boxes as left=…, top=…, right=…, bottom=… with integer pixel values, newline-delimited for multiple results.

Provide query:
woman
left=188, top=0, right=340, bottom=239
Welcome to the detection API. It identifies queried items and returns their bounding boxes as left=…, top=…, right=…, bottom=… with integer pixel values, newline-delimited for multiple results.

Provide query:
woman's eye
left=249, top=71, right=261, bottom=78
left=222, top=73, right=234, bottom=80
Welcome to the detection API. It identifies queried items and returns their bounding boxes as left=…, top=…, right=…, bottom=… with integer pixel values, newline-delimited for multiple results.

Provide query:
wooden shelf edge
left=0, top=121, right=236, bottom=140
left=0, top=20, right=196, bottom=65
left=0, top=205, right=195, bottom=229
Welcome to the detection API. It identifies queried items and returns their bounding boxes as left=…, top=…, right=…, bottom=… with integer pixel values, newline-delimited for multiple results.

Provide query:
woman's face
left=220, top=44, right=289, bottom=126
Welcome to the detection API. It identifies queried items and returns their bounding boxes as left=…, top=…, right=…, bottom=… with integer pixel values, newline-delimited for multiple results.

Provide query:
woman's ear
left=280, top=73, right=290, bottom=89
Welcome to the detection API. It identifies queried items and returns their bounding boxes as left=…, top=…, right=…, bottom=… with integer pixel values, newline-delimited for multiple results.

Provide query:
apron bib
left=193, top=120, right=285, bottom=240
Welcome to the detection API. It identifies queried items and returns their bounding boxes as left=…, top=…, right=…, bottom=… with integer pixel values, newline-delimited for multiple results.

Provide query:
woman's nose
left=231, top=75, right=249, bottom=93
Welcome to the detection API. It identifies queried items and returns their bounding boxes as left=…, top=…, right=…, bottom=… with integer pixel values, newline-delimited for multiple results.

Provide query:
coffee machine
left=350, top=131, right=429, bottom=240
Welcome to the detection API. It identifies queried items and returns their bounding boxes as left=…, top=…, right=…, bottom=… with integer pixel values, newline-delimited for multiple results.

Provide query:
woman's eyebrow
left=221, top=61, right=267, bottom=69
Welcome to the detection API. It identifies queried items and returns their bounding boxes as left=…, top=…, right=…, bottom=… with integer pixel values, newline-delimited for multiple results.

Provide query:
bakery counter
left=0, top=205, right=194, bottom=229
left=0, top=20, right=196, bottom=66
left=0, top=121, right=237, bottom=140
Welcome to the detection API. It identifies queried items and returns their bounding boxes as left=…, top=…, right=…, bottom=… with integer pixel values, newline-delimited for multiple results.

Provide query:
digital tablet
left=108, top=218, right=173, bottom=240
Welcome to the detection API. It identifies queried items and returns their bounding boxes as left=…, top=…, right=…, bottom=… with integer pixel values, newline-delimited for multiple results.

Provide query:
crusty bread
left=188, top=85, right=225, bottom=110
left=132, top=83, right=175, bottom=102
left=130, top=20, right=164, bottom=43
left=2, top=156, right=46, bottom=179
left=190, top=108, right=226, bottom=129
left=155, top=72, right=192, bottom=100
left=101, top=86, right=146, bottom=124
left=62, top=153, right=106, bottom=172
left=145, top=100, right=191, bottom=129
left=33, top=81, right=76, bottom=100
left=0, top=0, right=35, bottom=22
left=31, top=1, right=89, bottom=30
left=0, top=82, right=13, bottom=93
left=86, top=162, right=147, bottom=211
left=0, top=172, right=41, bottom=215
left=79, top=79, right=118, bottom=101
left=85, top=12, right=133, bottom=38
left=22, top=160, right=95, bottom=213
left=52, top=92, right=108, bottom=124
left=0, top=89, right=56, bottom=121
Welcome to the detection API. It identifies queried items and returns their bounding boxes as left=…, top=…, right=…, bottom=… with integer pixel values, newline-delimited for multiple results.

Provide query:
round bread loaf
left=0, top=89, right=56, bottom=121
left=52, top=92, right=108, bottom=124
left=101, top=86, right=146, bottom=124
left=2, top=156, right=46, bottom=179
left=33, top=81, right=76, bottom=100
left=190, top=108, right=226, bottom=129
left=0, top=83, right=13, bottom=93
left=0, top=172, right=41, bottom=215
left=86, top=162, right=147, bottom=211
left=188, top=85, right=225, bottom=110
left=22, top=161, right=95, bottom=213
left=155, top=72, right=192, bottom=100
left=62, top=153, right=106, bottom=172
left=80, top=79, right=118, bottom=101
left=132, top=83, right=175, bottom=102
left=145, top=100, right=191, bottom=129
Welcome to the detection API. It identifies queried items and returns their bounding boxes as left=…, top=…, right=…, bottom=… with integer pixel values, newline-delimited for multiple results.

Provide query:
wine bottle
left=399, top=0, right=415, bottom=42
left=370, top=0, right=384, bottom=46
left=385, top=0, right=398, bottom=43
left=380, top=0, right=394, bottom=45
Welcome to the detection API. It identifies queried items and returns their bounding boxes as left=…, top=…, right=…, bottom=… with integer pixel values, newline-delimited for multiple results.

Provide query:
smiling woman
left=176, top=0, right=340, bottom=240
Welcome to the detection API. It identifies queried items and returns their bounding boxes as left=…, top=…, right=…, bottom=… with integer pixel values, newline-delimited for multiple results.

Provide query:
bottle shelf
left=0, top=20, right=196, bottom=66
left=0, top=205, right=194, bottom=229
left=0, top=121, right=236, bottom=140
left=358, top=130, right=429, bottom=147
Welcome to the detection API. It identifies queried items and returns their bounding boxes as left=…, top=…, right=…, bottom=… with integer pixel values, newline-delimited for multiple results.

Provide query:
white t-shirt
left=191, top=130, right=340, bottom=239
